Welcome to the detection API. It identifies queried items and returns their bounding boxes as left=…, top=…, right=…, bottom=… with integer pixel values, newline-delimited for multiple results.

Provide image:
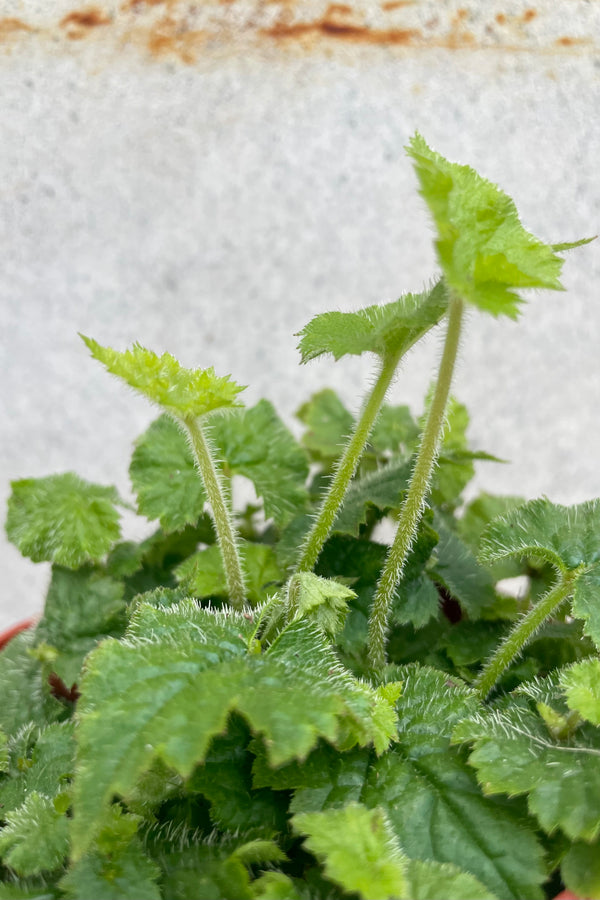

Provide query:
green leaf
left=130, top=416, right=207, bottom=533
left=293, top=803, right=407, bottom=900
left=186, top=716, right=288, bottom=834
left=561, top=658, right=600, bottom=725
left=458, top=493, right=526, bottom=579
left=34, top=566, right=126, bottom=686
left=210, top=400, right=309, bottom=526
left=289, top=666, right=546, bottom=900
left=0, top=722, right=75, bottom=817
left=251, top=872, right=307, bottom=900
left=5, top=474, right=120, bottom=568
left=0, top=792, right=69, bottom=876
left=479, top=498, right=600, bottom=645
left=406, top=133, right=570, bottom=318
left=296, top=389, right=354, bottom=464
left=287, top=572, right=355, bottom=636
left=297, top=280, right=447, bottom=362
left=369, top=404, right=420, bottom=456
left=0, top=877, right=58, bottom=899
left=176, top=543, right=284, bottom=605
left=405, top=859, right=498, bottom=900
left=561, top=838, right=600, bottom=899
left=81, top=336, right=245, bottom=419
left=552, top=235, right=597, bottom=252
left=431, top=514, right=497, bottom=618
left=332, top=458, right=412, bottom=536
left=71, top=603, right=399, bottom=858
left=391, top=516, right=440, bottom=629
left=60, top=807, right=160, bottom=900
left=153, top=840, right=255, bottom=900
left=0, top=632, right=61, bottom=735
left=0, top=730, right=8, bottom=773
left=453, top=691, right=600, bottom=840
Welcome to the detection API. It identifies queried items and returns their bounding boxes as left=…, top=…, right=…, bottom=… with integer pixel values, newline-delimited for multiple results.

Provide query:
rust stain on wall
left=60, top=7, right=112, bottom=40
left=0, top=1, right=596, bottom=64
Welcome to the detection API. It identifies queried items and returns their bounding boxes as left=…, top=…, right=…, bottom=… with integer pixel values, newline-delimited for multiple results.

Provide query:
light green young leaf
left=406, top=133, right=571, bottom=318
left=71, top=603, right=399, bottom=859
left=176, top=543, right=284, bottom=605
left=453, top=695, right=600, bottom=840
left=0, top=792, right=69, bottom=877
left=251, top=872, right=307, bottom=900
left=286, top=572, right=355, bottom=636
left=561, top=658, right=600, bottom=725
left=293, top=803, right=407, bottom=900
left=0, top=730, right=8, bottom=773
left=130, top=415, right=207, bottom=532
left=405, top=859, right=498, bottom=900
left=81, top=336, right=245, bottom=419
left=480, top=498, right=600, bottom=645
left=561, top=838, right=600, bottom=900
left=5, top=474, right=120, bottom=568
left=297, top=280, right=447, bottom=362
left=209, top=399, right=310, bottom=526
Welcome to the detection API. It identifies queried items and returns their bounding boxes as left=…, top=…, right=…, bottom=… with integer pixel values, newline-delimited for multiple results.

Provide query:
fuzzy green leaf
left=561, top=658, right=600, bottom=725
left=453, top=690, right=600, bottom=840
left=34, top=565, right=126, bottom=687
left=296, top=389, right=354, bottom=464
left=60, top=808, right=160, bottom=900
left=431, top=515, right=497, bottom=618
left=286, top=666, right=545, bottom=900
left=81, top=336, right=245, bottom=419
left=0, top=632, right=62, bottom=735
left=153, top=839, right=264, bottom=900
left=561, top=838, right=600, bottom=899
left=0, top=792, right=69, bottom=877
left=405, top=859, right=498, bottom=900
left=332, top=458, right=412, bottom=536
left=210, top=400, right=310, bottom=526
left=176, top=543, right=284, bottom=605
left=480, top=498, right=600, bottom=645
left=5, top=474, right=120, bottom=568
left=297, top=281, right=447, bottom=362
left=406, top=133, right=570, bottom=318
left=71, top=603, right=399, bottom=858
left=293, top=803, right=408, bottom=899
left=0, top=722, right=75, bottom=817
left=287, top=572, right=355, bottom=636
left=370, top=404, right=420, bottom=456
left=187, top=717, right=288, bottom=835
left=130, top=416, right=207, bottom=532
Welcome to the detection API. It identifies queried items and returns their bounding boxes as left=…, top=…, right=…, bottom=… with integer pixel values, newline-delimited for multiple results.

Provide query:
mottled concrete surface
left=1, top=0, right=599, bottom=628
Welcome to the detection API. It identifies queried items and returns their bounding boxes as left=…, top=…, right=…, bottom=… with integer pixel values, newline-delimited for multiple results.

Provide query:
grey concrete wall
left=1, top=0, right=599, bottom=628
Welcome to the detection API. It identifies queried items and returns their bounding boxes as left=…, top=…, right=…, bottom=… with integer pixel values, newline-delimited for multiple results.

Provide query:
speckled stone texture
left=1, top=0, right=599, bottom=626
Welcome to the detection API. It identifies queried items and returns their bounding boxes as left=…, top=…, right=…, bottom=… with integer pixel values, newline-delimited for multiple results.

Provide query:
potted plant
left=1, top=135, right=598, bottom=900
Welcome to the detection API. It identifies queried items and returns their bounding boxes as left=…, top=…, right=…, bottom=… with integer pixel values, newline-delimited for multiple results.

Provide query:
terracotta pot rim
left=0, top=617, right=38, bottom=651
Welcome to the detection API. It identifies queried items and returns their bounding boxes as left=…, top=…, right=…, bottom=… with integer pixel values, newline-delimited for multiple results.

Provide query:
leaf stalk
left=295, top=347, right=404, bottom=574
left=367, top=294, right=464, bottom=669
left=184, top=416, right=246, bottom=609
left=473, top=569, right=580, bottom=699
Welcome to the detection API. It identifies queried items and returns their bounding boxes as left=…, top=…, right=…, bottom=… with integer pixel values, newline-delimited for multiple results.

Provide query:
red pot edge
left=0, top=617, right=37, bottom=651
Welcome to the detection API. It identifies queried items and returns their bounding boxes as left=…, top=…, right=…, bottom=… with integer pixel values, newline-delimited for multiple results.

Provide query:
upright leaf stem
left=184, top=417, right=246, bottom=609
left=295, top=347, right=404, bottom=574
left=473, top=570, right=579, bottom=699
left=367, top=294, right=464, bottom=670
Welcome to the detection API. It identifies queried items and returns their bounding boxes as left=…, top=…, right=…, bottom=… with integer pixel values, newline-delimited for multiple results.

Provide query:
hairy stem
left=295, top=349, right=404, bottom=574
left=367, top=295, right=464, bottom=670
left=184, top=416, right=246, bottom=609
left=473, top=571, right=578, bottom=699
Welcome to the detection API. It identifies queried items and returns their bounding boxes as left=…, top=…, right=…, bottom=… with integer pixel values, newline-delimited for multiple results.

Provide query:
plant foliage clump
left=1, top=135, right=597, bottom=900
